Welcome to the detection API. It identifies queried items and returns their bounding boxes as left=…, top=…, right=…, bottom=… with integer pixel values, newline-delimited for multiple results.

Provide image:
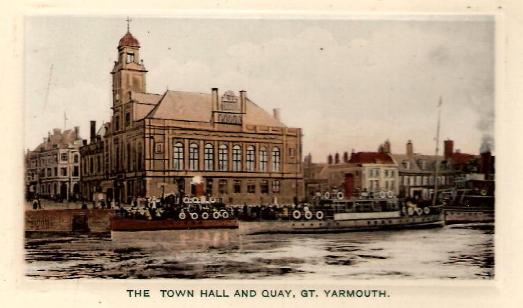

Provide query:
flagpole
left=432, top=96, right=442, bottom=206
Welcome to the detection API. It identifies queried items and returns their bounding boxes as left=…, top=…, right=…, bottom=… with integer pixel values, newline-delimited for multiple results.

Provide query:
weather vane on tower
left=126, top=16, right=132, bottom=32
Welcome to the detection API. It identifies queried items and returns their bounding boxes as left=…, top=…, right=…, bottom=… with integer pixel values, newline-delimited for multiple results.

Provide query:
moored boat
left=239, top=192, right=444, bottom=235
left=442, top=179, right=494, bottom=224
left=110, top=197, right=239, bottom=232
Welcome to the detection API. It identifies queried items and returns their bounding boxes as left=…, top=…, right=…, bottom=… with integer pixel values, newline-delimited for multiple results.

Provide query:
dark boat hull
left=239, top=214, right=444, bottom=235
left=443, top=208, right=494, bottom=224
left=110, top=217, right=239, bottom=231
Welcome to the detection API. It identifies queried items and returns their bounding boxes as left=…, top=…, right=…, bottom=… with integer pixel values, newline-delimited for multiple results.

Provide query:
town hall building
left=80, top=28, right=304, bottom=204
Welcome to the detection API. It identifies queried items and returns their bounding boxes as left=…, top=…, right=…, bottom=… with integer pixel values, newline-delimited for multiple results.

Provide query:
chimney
left=444, top=139, right=454, bottom=160
left=211, top=88, right=219, bottom=111
left=406, top=140, right=413, bottom=157
left=74, top=126, right=80, bottom=138
left=273, top=108, right=281, bottom=122
left=383, top=139, right=391, bottom=153
left=90, top=121, right=96, bottom=143
left=327, top=154, right=333, bottom=165
left=335, top=153, right=340, bottom=164
left=343, top=151, right=349, bottom=163
left=239, top=90, right=246, bottom=114
left=480, top=151, right=493, bottom=177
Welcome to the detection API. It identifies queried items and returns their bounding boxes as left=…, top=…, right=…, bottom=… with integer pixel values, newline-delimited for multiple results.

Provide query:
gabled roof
left=130, top=92, right=162, bottom=120
left=145, top=90, right=285, bottom=127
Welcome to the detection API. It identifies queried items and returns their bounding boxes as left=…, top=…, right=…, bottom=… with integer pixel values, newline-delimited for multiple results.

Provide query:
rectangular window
left=218, top=179, right=227, bottom=194
left=125, top=112, right=131, bottom=127
left=233, top=180, right=241, bottom=193
left=61, top=167, right=67, bottom=177
left=260, top=180, right=269, bottom=194
left=205, top=178, right=213, bottom=195
left=115, top=116, right=120, bottom=131
left=247, top=182, right=256, bottom=194
left=272, top=180, right=280, bottom=193
left=73, top=166, right=79, bottom=177
left=61, top=153, right=68, bottom=161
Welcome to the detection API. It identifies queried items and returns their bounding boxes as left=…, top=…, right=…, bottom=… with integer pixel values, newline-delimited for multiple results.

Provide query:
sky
left=24, top=15, right=495, bottom=162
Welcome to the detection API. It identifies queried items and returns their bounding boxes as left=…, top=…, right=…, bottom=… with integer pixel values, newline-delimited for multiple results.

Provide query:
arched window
left=272, top=147, right=281, bottom=172
left=259, top=147, right=268, bottom=172
left=246, top=146, right=255, bottom=172
left=189, top=143, right=199, bottom=171
left=204, top=143, right=214, bottom=171
left=218, top=144, right=228, bottom=171
left=173, top=142, right=184, bottom=170
left=232, top=145, right=242, bottom=172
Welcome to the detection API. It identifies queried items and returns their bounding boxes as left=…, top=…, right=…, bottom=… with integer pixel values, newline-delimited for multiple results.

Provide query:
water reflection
left=25, top=224, right=494, bottom=280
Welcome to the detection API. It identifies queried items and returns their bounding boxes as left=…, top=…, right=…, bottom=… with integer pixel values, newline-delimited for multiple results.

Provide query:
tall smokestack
left=74, top=126, right=80, bottom=138
left=444, top=139, right=454, bottom=160
left=328, top=154, right=333, bottom=165
left=90, top=121, right=96, bottom=143
left=335, top=153, right=340, bottom=164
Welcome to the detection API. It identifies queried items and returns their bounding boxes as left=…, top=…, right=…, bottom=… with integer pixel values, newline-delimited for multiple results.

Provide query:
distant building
left=80, top=28, right=304, bottom=204
left=25, top=127, right=83, bottom=201
left=391, top=140, right=456, bottom=200
left=303, top=150, right=399, bottom=199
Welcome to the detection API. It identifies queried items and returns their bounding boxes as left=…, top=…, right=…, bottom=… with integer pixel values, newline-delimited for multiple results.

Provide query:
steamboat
left=442, top=179, right=495, bottom=224
left=238, top=191, right=444, bottom=235
left=110, top=195, right=239, bottom=232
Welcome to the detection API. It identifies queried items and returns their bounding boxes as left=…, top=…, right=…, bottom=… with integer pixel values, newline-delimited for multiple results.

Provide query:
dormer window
left=126, top=53, right=135, bottom=63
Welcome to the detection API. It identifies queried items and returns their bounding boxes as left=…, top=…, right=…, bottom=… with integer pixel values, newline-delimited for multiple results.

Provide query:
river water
left=25, top=223, right=494, bottom=279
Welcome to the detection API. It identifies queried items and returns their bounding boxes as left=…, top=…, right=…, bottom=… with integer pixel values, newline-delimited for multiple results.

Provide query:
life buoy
left=379, top=191, right=386, bottom=199
left=407, top=207, right=415, bottom=216
left=480, top=189, right=488, bottom=196
left=178, top=212, right=186, bottom=220
left=415, top=207, right=423, bottom=216
left=221, top=211, right=230, bottom=219
left=190, top=212, right=198, bottom=220
left=182, top=197, right=190, bottom=203
left=324, top=192, right=331, bottom=199
left=336, top=192, right=344, bottom=200
left=423, top=207, right=430, bottom=215
left=387, top=191, right=394, bottom=198
left=213, top=211, right=221, bottom=219
left=201, top=212, right=209, bottom=220
left=292, top=210, right=302, bottom=220
left=315, top=210, right=324, bottom=220
left=192, top=197, right=200, bottom=203
left=304, top=211, right=313, bottom=220
left=209, top=197, right=216, bottom=203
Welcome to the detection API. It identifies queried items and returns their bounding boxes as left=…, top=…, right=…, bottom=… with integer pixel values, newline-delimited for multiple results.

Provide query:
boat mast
left=432, top=96, right=442, bottom=206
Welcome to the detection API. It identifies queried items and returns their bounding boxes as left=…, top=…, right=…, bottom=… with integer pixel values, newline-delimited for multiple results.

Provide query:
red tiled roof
left=348, top=152, right=394, bottom=164
left=449, top=152, right=477, bottom=165
left=119, top=31, right=140, bottom=48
